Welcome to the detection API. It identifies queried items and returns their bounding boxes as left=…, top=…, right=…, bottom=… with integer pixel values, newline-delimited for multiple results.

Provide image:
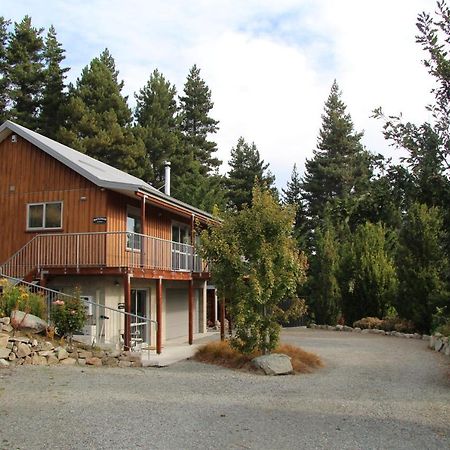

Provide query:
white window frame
left=26, top=201, right=63, bottom=231
left=126, top=205, right=142, bottom=251
left=171, top=221, right=191, bottom=244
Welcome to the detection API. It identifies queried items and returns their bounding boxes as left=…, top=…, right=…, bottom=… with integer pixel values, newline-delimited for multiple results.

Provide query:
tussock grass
left=194, top=340, right=323, bottom=374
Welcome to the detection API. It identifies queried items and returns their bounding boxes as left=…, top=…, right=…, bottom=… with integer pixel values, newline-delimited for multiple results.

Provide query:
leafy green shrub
left=380, top=317, right=415, bottom=333
left=0, top=279, right=46, bottom=319
left=353, top=317, right=383, bottom=329
left=50, top=297, right=86, bottom=340
left=354, top=315, right=416, bottom=333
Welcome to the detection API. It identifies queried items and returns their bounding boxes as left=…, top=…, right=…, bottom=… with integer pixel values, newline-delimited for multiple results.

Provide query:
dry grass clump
left=193, top=340, right=323, bottom=374
left=273, top=343, right=323, bottom=373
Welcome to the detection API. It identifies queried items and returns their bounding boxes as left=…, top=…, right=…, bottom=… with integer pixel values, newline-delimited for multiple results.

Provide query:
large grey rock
left=10, top=310, right=47, bottom=333
left=57, top=348, right=69, bottom=360
left=0, top=358, right=9, bottom=368
left=16, top=342, right=31, bottom=358
left=86, top=357, right=102, bottom=366
left=434, top=339, right=444, bottom=352
left=0, top=333, right=9, bottom=348
left=60, top=357, right=77, bottom=366
left=251, top=354, right=293, bottom=376
left=41, top=341, right=54, bottom=351
left=0, top=348, right=11, bottom=359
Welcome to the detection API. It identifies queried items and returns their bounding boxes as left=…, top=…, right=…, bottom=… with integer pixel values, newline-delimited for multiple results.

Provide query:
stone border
left=0, top=332, right=142, bottom=369
left=308, top=324, right=450, bottom=359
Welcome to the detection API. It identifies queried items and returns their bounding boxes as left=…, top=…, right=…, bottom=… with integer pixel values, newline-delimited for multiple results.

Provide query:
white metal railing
left=0, top=232, right=207, bottom=279
left=0, top=275, right=157, bottom=353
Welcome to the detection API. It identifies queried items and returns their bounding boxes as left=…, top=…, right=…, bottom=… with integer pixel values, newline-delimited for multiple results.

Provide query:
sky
left=2, top=0, right=437, bottom=189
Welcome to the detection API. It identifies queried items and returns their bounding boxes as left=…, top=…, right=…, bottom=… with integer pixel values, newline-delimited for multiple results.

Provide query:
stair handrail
left=0, top=235, right=40, bottom=278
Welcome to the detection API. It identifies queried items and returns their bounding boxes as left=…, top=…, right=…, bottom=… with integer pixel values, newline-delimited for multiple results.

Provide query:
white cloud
left=2, top=0, right=438, bottom=188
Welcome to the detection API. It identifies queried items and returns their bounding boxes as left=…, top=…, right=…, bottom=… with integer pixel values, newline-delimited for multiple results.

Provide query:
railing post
left=124, top=273, right=131, bottom=350
left=76, top=234, right=80, bottom=271
left=188, top=279, right=194, bottom=345
left=37, top=236, right=41, bottom=276
left=156, top=277, right=163, bottom=354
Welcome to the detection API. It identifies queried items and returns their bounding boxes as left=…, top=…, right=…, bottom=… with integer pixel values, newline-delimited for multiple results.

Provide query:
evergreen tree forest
left=1, top=2, right=449, bottom=333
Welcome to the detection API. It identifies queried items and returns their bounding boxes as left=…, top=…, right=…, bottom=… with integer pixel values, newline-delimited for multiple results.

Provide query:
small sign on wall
left=93, top=217, right=107, bottom=224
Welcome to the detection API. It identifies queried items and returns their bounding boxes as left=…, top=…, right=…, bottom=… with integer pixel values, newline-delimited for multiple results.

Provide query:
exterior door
left=165, top=288, right=188, bottom=339
left=131, top=289, right=149, bottom=344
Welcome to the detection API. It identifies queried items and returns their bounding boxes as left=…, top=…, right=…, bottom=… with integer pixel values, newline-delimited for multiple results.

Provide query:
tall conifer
left=7, top=16, right=45, bottom=129
left=302, top=81, right=372, bottom=227
left=178, top=64, right=220, bottom=174
left=0, top=17, right=10, bottom=122
left=40, top=25, right=69, bottom=138
left=135, top=69, right=179, bottom=186
left=58, top=49, right=145, bottom=176
left=226, top=137, right=275, bottom=210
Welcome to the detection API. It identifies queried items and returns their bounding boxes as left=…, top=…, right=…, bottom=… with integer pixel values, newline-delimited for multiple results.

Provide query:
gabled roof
left=0, top=120, right=216, bottom=221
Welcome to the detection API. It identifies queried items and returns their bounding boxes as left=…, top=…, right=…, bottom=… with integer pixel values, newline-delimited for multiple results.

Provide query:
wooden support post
left=188, top=279, right=194, bottom=345
left=140, top=195, right=146, bottom=266
left=124, top=273, right=131, bottom=350
left=220, top=298, right=225, bottom=341
left=191, top=214, right=195, bottom=271
left=156, top=278, right=163, bottom=354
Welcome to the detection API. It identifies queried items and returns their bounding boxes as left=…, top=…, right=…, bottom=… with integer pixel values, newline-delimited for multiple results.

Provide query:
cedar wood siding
left=0, top=134, right=193, bottom=269
left=0, top=134, right=108, bottom=264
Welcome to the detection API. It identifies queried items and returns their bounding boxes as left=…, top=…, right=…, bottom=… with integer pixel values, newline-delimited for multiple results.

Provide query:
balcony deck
left=0, top=232, right=208, bottom=280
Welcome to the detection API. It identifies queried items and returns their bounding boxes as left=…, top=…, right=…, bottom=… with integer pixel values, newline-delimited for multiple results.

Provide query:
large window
left=172, top=223, right=191, bottom=270
left=27, top=202, right=62, bottom=230
left=127, top=208, right=142, bottom=250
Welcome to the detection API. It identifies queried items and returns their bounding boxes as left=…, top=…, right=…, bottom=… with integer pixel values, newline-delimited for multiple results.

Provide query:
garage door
left=165, top=289, right=188, bottom=340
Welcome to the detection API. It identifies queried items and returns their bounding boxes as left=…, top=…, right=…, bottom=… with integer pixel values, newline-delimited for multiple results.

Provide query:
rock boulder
left=10, top=310, right=47, bottom=333
left=251, top=354, right=293, bottom=376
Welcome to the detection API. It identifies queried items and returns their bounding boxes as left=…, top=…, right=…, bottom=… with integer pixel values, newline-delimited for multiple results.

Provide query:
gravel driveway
left=0, top=328, right=449, bottom=450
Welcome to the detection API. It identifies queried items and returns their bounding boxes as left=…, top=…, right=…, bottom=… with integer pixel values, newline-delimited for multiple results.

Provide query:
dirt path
left=0, top=328, right=449, bottom=450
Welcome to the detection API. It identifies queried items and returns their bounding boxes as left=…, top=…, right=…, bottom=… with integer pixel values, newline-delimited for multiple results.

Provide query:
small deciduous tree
left=200, top=186, right=308, bottom=354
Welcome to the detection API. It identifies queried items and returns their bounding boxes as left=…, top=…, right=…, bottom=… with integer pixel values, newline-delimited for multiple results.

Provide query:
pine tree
left=179, top=64, right=220, bottom=174
left=7, top=16, right=45, bottom=129
left=58, top=49, right=145, bottom=176
left=0, top=17, right=10, bottom=123
left=172, top=160, right=226, bottom=212
left=226, top=137, right=276, bottom=210
left=40, top=25, right=69, bottom=139
left=302, top=80, right=372, bottom=228
left=135, top=69, right=179, bottom=186
left=282, top=164, right=308, bottom=244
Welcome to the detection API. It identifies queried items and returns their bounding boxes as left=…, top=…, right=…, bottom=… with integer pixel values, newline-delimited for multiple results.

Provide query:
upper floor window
left=27, top=202, right=63, bottom=230
left=127, top=207, right=142, bottom=250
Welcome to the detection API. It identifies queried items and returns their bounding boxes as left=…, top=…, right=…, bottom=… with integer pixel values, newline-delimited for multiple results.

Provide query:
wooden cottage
left=0, top=120, right=219, bottom=353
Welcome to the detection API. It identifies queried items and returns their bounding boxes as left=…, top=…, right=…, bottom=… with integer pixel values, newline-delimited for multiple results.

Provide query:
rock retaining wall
left=308, top=324, right=449, bottom=359
left=0, top=331, right=142, bottom=369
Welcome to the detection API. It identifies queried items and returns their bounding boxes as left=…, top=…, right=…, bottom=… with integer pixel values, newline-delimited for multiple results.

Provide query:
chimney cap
left=164, top=161, right=171, bottom=167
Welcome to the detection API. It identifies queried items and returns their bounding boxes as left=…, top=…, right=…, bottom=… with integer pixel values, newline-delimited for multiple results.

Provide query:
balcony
left=0, top=232, right=206, bottom=279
